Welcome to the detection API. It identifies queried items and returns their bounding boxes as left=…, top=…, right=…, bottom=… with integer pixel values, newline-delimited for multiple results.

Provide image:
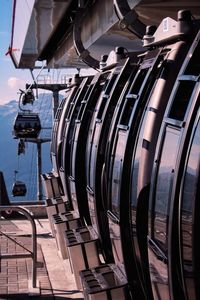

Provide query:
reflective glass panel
left=181, top=118, right=200, bottom=299
left=154, top=126, right=180, bottom=250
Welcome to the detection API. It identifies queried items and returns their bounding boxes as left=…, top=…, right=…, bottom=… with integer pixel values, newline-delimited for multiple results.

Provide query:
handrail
left=0, top=206, right=37, bottom=288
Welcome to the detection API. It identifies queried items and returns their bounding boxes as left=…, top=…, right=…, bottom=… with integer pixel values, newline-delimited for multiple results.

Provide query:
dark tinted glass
left=104, top=74, right=118, bottom=95
left=168, top=81, right=195, bottom=121
left=120, top=97, right=136, bottom=127
left=181, top=119, right=200, bottom=299
left=129, top=69, right=149, bottom=95
left=184, top=43, right=200, bottom=76
left=111, top=131, right=126, bottom=217
left=154, top=126, right=180, bottom=249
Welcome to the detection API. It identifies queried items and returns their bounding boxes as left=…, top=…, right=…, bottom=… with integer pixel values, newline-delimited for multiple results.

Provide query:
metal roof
left=9, top=0, right=200, bottom=69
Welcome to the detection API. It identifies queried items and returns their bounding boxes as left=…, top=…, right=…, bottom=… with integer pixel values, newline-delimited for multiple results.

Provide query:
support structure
left=26, top=83, right=68, bottom=118
left=37, top=141, right=42, bottom=201
left=0, top=206, right=37, bottom=288
left=24, top=138, right=51, bottom=201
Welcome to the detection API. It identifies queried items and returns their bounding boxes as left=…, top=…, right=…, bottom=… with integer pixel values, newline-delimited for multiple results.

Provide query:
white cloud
left=7, top=77, right=25, bottom=89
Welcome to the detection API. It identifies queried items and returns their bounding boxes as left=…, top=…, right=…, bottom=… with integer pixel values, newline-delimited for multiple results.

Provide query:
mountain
left=0, top=93, right=56, bottom=202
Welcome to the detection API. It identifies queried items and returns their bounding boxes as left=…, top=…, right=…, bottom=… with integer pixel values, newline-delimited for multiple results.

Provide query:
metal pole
left=52, top=90, right=59, bottom=118
left=25, top=138, right=51, bottom=202
left=37, top=141, right=43, bottom=201
left=0, top=172, right=2, bottom=206
left=0, top=206, right=37, bottom=288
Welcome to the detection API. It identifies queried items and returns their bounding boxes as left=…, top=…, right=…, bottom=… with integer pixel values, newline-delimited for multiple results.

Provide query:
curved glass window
left=153, top=126, right=180, bottom=250
left=184, top=43, right=200, bottom=76
left=168, top=81, right=195, bottom=121
left=88, top=125, right=101, bottom=190
left=130, top=121, right=145, bottom=225
left=119, top=69, right=148, bottom=126
left=111, top=131, right=126, bottom=217
left=180, top=118, right=200, bottom=299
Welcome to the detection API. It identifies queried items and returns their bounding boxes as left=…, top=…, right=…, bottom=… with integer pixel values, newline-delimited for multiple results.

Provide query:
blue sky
left=0, top=0, right=96, bottom=106
left=0, top=0, right=32, bottom=105
left=0, top=0, right=74, bottom=105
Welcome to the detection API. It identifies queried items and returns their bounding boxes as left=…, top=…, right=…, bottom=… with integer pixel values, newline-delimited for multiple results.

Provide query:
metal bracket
left=114, top=0, right=146, bottom=38
left=0, top=206, right=37, bottom=288
left=73, top=7, right=100, bottom=70
left=119, top=9, right=139, bottom=29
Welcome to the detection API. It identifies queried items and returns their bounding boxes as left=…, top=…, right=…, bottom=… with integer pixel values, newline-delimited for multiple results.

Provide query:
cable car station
left=1, top=1, right=200, bottom=299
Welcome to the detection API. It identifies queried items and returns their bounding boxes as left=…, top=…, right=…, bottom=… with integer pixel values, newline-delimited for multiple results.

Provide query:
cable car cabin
left=146, top=31, right=200, bottom=300
left=103, top=11, right=199, bottom=300
left=65, top=69, right=116, bottom=225
left=83, top=52, right=140, bottom=262
left=12, top=181, right=27, bottom=197
left=66, top=47, right=130, bottom=227
left=59, top=76, right=94, bottom=218
left=13, top=112, right=41, bottom=139
left=51, top=75, right=91, bottom=176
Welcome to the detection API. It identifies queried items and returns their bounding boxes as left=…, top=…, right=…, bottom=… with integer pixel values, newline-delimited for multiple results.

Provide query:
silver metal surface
left=9, top=0, right=200, bottom=69
left=80, top=264, right=128, bottom=300
left=65, top=226, right=100, bottom=289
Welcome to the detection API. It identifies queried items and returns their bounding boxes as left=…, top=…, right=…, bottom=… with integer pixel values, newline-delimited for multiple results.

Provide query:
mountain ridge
left=0, top=93, right=55, bottom=202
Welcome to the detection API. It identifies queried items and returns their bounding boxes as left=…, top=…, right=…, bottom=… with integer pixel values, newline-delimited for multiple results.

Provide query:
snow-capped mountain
left=0, top=93, right=57, bottom=202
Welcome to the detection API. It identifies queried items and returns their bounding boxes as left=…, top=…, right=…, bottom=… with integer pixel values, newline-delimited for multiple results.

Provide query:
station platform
left=0, top=215, right=84, bottom=300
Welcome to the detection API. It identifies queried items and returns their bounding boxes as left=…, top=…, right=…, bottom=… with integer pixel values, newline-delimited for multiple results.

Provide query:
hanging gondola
left=13, top=112, right=41, bottom=138
left=12, top=180, right=27, bottom=197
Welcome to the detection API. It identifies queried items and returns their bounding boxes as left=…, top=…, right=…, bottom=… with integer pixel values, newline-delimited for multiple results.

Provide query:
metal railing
left=0, top=206, right=37, bottom=288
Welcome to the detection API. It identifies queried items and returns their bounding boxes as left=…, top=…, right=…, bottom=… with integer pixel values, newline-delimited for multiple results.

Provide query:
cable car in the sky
left=12, top=170, right=27, bottom=197
left=13, top=112, right=41, bottom=139
left=12, top=180, right=27, bottom=197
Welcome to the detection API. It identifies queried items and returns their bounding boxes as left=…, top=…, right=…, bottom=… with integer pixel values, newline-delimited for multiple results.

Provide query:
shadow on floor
left=0, top=293, right=83, bottom=300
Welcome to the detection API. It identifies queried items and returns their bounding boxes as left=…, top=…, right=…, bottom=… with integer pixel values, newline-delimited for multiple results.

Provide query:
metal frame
left=0, top=206, right=37, bottom=288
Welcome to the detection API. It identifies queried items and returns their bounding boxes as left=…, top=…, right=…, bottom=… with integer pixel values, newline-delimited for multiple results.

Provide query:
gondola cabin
left=12, top=181, right=27, bottom=197
left=13, top=112, right=41, bottom=138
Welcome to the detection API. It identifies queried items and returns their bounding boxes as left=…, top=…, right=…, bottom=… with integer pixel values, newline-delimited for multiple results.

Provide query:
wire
left=23, top=62, right=47, bottom=96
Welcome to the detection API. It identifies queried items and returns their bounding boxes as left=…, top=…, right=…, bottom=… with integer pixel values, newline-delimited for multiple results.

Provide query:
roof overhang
left=9, top=0, right=200, bottom=69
